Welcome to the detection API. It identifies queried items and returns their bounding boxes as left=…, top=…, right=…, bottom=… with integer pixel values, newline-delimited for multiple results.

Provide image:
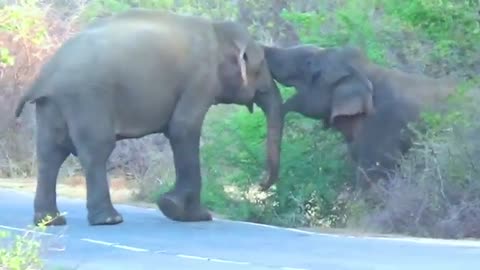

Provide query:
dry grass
left=0, top=176, right=158, bottom=208
left=0, top=2, right=79, bottom=177
left=343, top=85, right=480, bottom=239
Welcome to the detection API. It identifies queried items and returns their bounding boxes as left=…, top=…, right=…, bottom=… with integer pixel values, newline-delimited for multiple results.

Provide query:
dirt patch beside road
left=0, top=177, right=157, bottom=209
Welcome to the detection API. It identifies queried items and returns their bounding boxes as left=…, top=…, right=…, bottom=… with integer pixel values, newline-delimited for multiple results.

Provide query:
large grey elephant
left=263, top=44, right=456, bottom=188
left=14, top=8, right=284, bottom=226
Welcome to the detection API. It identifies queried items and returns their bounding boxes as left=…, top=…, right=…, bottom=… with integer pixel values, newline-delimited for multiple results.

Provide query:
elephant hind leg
left=33, top=100, right=72, bottom=226
left=62, top=97, right=122, bottom=226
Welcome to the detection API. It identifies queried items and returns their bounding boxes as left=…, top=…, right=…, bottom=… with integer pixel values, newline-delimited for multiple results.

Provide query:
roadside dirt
left=0, top=176, right=157, bottom=209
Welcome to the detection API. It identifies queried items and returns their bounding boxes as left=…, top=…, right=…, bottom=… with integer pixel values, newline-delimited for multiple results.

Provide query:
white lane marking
left=0, top=224, right=53, bottom=236
left=113, top=244, right=149, bottom=252
left=217, top=219, right=480, bottom=248
left=367, top=236, right=480, bottom=248
left=177, top=254, right=209, bottom=261
left=210, top=258, right=250, bottom=265
left=285, top=228, right=324, bottom=236
left=81, top=238, right=148, bottom=252
left=48, top=245, right=67, bottom=252
left=80, top=238, right=116, bottom=246
left=177, top=254, right=251, bottom=266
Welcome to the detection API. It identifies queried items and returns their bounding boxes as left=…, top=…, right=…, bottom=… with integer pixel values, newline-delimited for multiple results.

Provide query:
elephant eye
left=312, top=70, right=322, bottom=83
left=305, top=58, right=322, bottom=83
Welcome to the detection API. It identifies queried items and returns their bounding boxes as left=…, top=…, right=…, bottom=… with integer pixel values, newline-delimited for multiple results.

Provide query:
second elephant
left=263, top=44, right=457, bottom=187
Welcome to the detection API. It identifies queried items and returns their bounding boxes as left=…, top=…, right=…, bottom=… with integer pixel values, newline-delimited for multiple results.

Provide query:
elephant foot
left=259, top=182, right=271, bottom=191
left=157, top=191, right=212, bottom=222
left=259, top=177, right=275, bottom=191
left=34, top=211, right=67, bottom=226
left=88, top=207, right=123, bottom=226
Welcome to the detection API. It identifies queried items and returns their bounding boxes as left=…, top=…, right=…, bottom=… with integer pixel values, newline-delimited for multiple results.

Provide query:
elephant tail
left=14, top=79, right=48, bottom=118
left=15, top=92, right=32, bottom=118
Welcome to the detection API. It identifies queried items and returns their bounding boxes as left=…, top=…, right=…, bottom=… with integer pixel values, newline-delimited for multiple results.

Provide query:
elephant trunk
left=254, top=79, right=284, bottom=191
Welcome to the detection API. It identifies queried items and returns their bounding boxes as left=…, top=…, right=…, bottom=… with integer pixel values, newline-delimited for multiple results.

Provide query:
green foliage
left=282, top=0, right=388, bottom=64
left=81, top=0, right=237, bottom=22
left=381, top=0, right=480, bottom=72
left=0, top=0, right=49, bottom=45
left=0, top=215, right=63, bottom=270
left=0, top=47, right=14, bottom=66
left=382, top=0, right=479, bottom=43
left=420, top=78, right=476, bottom=137
left=0, top=230, right=43, bottom=270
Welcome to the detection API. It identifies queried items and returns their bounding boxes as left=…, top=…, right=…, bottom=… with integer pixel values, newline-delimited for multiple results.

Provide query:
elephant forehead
left=246, top=43, right=265, bottom=67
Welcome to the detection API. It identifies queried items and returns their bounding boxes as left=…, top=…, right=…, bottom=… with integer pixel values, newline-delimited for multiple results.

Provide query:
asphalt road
left=0, top=188, right=479, bottom=270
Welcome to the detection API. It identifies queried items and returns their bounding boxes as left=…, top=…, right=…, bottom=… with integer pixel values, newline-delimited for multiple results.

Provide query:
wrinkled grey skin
left=263, top=44, right=455, bottom=188
left=14, top=8, right=284, bottom=226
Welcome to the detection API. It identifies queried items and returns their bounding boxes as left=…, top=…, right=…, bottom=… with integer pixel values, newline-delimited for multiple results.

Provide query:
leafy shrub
left=281, top=0, right=388, bottom=64
left=0, top=215, right=62, bottom=270
left=81, top=0, right=237, bottom=22
left=381, top=0, right=480, bottom=77
left=0, top=229, right=43, bottom=270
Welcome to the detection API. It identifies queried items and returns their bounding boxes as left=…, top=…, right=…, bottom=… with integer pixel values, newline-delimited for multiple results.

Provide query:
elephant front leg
left=157, top=89, right=213, bottom=222
left=82, top=156, right=123, bottom=225
left=158, top=132, right=212, bottom=222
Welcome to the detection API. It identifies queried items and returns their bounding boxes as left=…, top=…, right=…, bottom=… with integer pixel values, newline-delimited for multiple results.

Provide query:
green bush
left=0, top=48, right=14, bottom=66
left=381, top=0, right=480, bottom=76
left=0, top=229, right=43, bottom=270
left=81, top=0, right=237, bottom=22
left=0, top=215, right=63, bottom=270
left=282, top=0, right=388, bottom=64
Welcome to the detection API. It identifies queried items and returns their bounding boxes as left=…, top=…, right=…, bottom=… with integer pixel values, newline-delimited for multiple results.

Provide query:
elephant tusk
left=238, top=52, right=248, bottom=86
left=234, top=40, right=248, bottom=87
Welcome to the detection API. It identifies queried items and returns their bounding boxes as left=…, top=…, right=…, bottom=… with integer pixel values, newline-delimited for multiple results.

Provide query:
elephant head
left=263, top=44, right=375, bottom=142
left=212, top=22, right=284, bottom=191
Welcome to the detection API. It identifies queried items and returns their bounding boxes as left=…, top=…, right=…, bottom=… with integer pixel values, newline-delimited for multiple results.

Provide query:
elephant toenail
left=106, top=217, right=112, bottom=223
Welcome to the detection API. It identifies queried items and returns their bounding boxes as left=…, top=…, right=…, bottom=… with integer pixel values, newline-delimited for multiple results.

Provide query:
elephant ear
left=330, top=65, right=374, bottom=123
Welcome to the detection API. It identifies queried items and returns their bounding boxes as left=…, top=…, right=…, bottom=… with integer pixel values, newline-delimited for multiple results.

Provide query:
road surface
left=0, top=188, right=479, bottom=270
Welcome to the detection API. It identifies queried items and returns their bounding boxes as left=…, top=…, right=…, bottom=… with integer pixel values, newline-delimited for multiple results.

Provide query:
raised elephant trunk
left=253, top=79, right=284, bottom=191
